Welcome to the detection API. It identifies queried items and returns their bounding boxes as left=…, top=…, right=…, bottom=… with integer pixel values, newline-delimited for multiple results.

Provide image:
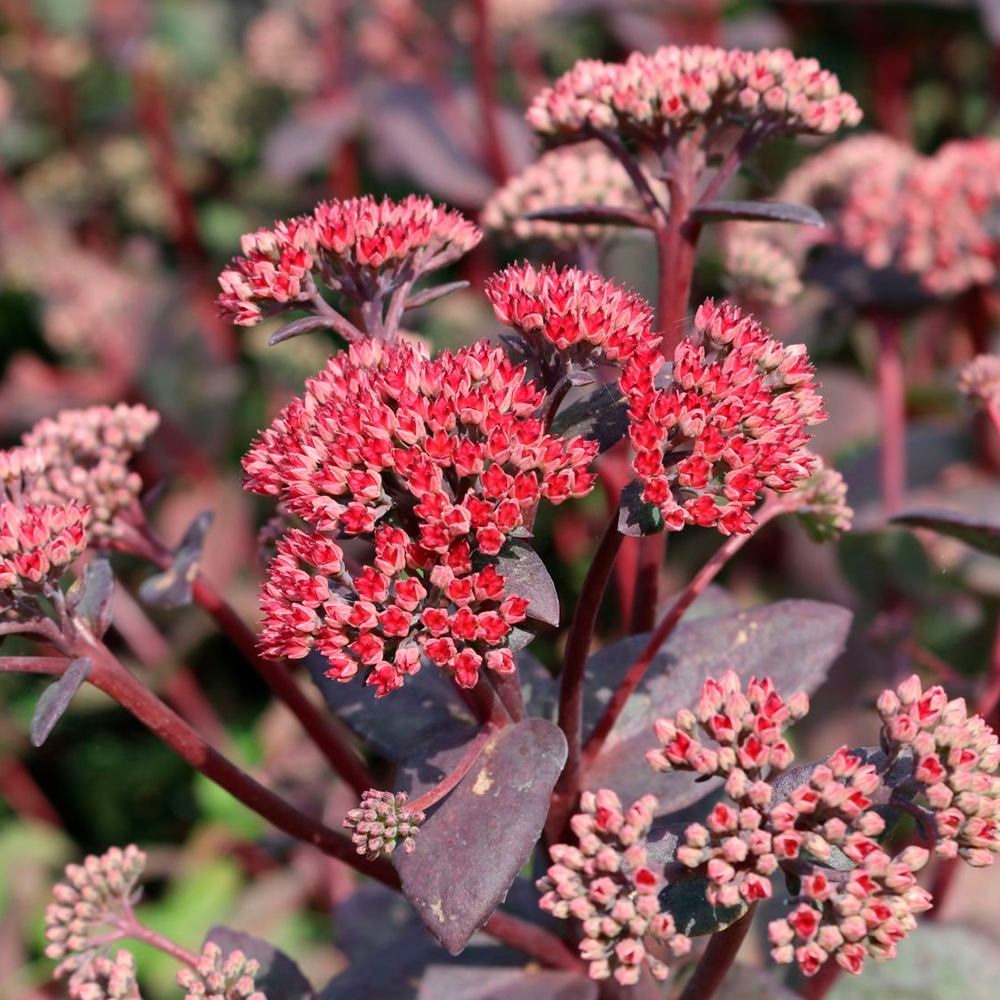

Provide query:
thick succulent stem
left=676, top=906, right=755, bottom=1000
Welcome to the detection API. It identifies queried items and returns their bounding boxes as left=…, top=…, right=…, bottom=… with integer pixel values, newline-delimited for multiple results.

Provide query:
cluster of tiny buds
left=527, top=46, right=861, bottom=143
left=481, top=143, right=655, bottom=246
left=69, top=949, right=141, bottom=1000
left=176, top=943, right=266, bottom=1000
left=723, top=232, right=803, bottom=308
left=878, top=674, right=1000, bottom=866
left=217, top=195, right=482, bottom=327
left=958, top=354, right=1000, bottom=407
left=537, top=789, right=691, bottom=984
left=485, top=263, right=660, bottom=368
left=790, top=456, right=854, bottom=543
left=343, top=789, right=425, bottom=860
left=0, top=445, right=47, bottom=506
left=45, top=846, right=146, bottom=981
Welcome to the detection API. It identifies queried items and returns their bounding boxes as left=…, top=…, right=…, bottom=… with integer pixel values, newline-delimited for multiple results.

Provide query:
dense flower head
left=537, top=789, right=692, bottom=985
left=176, top=942, right=266, bottom=1000
left=958, top=354, right=1000, bottom=406
left=723, top=232, right=803, bottom=307
left=481, top=143, right=657, bottom=246
left=343, top=788, right=424, bottom=859
left=45, top=846, right=146, bottom=984
left=485, top=263, right=660, bottom=368
left=0, top=495, right=88, bottom=599
left=877, top=674, right=1000, bottom=866
left=790, top=456, right=853, bottom=543
left=69, top=949, right=141, bottom=1000
left=22, top=404, right=159, bottom=543
left=248, top=338, right=597, bottom=692
left=622, top=299, right=825, bottom=535
left=217, top=196, right=482, bottom=327
left=527, top=47, right=861, bottom=144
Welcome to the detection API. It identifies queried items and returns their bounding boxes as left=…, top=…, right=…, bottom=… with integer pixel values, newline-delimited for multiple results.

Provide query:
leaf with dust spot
left=416, top=966, right=597, bottom=1000
left=583, top=600, right=852, bottom=816
left=394, top=719, right=567, bottom=955
left=205, top=926, right=315, bottom=1000
left=140, top=511, right=213, bottom=609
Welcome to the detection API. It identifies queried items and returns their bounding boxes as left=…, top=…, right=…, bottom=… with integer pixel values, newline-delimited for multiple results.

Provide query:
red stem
left=676, top=906, right=755, bottom=1000
left=872, top=312, right=905, bottom=519
left=582, top=497, right=791, bottom=771
left=548, top=512, right=625, bottom=838
left=470, top=0, right=510, bottom=184
left=798, top=953, right=843, bottom=1000
left=482, top=910, right=583, bottom=973
left=125, top=919, right=200, bottom=968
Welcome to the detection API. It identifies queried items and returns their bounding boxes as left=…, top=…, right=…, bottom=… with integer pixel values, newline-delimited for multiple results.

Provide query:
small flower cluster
left=249, top=339, right=596, bottom=693
left=343, top=788, right=424, bottom=859
left=622, top=299, right=825, bottom=535
left=958, top=354, right=1000, bottom=406
left=481, top=143, right=656, bottom=246
left=217, top=196, right=482, bottom=327
left=878, top=674, right=1000, bottom=866
left=69, top=950, right=141, bottom=1000
left=485, top=263, right=660, bottom=369
left=537, top=789, right=692, bottom=985
left=649, top=673, right=808, bottom=906
left=722, top=232, right=802, bottom=307
left=790, top=457, right=854, bottom=543
left=22, top=405, right=159, bottom=543
left=176, top=943, right=266, bottom=1000
left=527, top=47, right=861, bottom=144
left=45, top=846, right=146, bottom=983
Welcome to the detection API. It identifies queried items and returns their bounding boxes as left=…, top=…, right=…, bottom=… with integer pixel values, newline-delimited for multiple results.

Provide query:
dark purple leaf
left=691, top=200, right=825, bottom=227
left=584, top=601, right=852, bottom=815
left=658, top=875, right=747, bottom=936
left=804, top=246, right=931, bottom=311
left=67, top=560, right=114, bottom=638
left=205, top=926, right=315, bottom=1000
left=522, top=204, right=655, bottom=230
left=497, top=539, right=560, bottom=627
left=893, top=509, right=1000, bottom=558
left=139, top=511, right=213, bottom=609
left=263, top=97, right=361, bottom=184
left=30, top=658, right=91, bottom=747
left=394, top=719, right=567, bottom=955
left=618, top=480, right=664, bottom=537
left=416, top=967, right=597, bottom=1000
left=303, top=651, right=476, bottom=760
left=269, top=315, right=336, bottom=346
left=405, top=281, right=470, bottom=311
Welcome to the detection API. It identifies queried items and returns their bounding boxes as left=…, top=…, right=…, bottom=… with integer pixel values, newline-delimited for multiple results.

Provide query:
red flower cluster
left=248, top=339, right=597, bottom=693
left=527, top=46, right=861, bottom=143
left=537, top=789, right=692, bottom=985
left=622, top=300, right=825, bottom=535
left=485, top=263, right=659, bottom=368
left=878, top=674, right=1000, bottom=866
left=0, top=496, right=88, bottom=600
left=22, top=405, right=159, bottom=544
left=217, top=195, right=482, bottom=327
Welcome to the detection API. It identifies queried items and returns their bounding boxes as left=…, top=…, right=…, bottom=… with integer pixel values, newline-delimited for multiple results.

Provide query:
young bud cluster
left=958, top=354, right=1000, bottom=407
left=69, top=949, right=141, bottom=1000
left=481, top=144, right=656, bottom=246
left=45, top=846, right=146, bottom=983
left=343, top=788, right=425, bottom=859
left=790, top=456, right=854, bottom=543
left=249, top=339, right=596, bottom=694
left=621, top=299, right=825, bottom=535
left=217, top=196, right=482, bottom=328
left=537, top=789, right=692, bottom=985
left=527, top=47, right=861, bottom=144
left=722, top=232, right=803, bottom=308
left=878, top=674, right=1000, bottom=866
left=176, top=942, right=266, bottom=1000
left=485, top=263, right=660, bottom=368
left=22, top=404, right=159, bottom=543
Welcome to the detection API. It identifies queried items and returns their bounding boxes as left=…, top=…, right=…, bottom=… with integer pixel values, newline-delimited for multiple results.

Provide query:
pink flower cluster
left=343, top=788, right=424, bottom=859
left=527, top=47, right=861, bottom=143
left=176, top=942, right=266, bottom=1000
left=723, top=231, right=802, bottom=307
left=485, top=263, right=660, bottom=368
left=70, top=950, right=140, bottom=1000
left=537, top=789, right=692, bottom=985
left=248, top=339, right=597, bottom=693
left=22, top=404, right=159, bottom=543
left=481, top=143, right=658, bottom=246
left=878, top=674, right=1000, bottom=866
left=217, top=195, right=482, bottom=327
left=622, top=299, right=825, bottom=535
left=958, top=354, right=1000, bottom=406
left=791, top=456, right=854, bottom=543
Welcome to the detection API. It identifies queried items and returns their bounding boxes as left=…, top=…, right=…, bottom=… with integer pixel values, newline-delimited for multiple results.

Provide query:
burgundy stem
left=798, top=954, right=843, bottom=1000
left=675, top=906, right=755, bottom=1000
left=582, top=497, right=791, bottom=771
left=470, top=0, right=510, bottom=184
left=872, top=312, right=906, bottom=519
left=482, top=911, right=583, bottom=973
left=548, top=512, right=625, bottom=838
